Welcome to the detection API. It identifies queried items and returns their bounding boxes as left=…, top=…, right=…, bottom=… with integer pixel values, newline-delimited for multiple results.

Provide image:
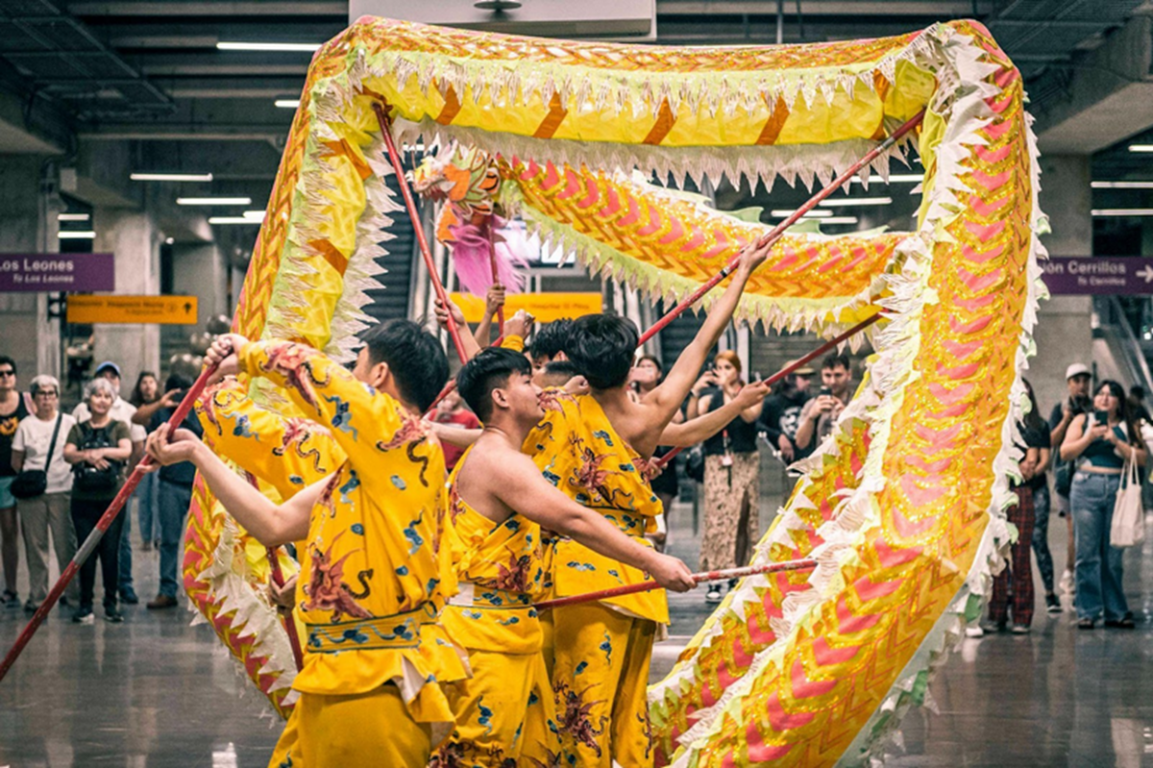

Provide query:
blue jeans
left=158, top=479, right=193, bottom=599
left=135, top=472, right=159, bottom=543
left=1030, top=483, right=1054, bottom=593
left=118, top=498, right=133, bottom=593
left=1070, top=472, right=1128, bottom=621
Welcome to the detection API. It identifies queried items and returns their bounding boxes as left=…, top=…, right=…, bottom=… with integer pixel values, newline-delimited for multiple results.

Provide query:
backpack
left=72, top=423, right=122, bottom=494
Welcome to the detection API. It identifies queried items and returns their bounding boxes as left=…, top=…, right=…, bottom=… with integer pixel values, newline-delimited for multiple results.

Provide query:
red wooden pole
left=652, top=311, right=881, bottom=470
left=488, top=223, right=505, bottom=337
left=0, top=362, right=219, bottom=685
left=637, top=109, right=924, bottom=346
left=372, top=101, right=469, bottom=364
left=534, top=558, right=817, bottom=610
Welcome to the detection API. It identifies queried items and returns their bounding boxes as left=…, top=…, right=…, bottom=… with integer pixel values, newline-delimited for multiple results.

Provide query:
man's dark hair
left=530, top=318, right=574, bottom=363
left=822, top=352, right=851, bottom=372
left=164, top=373, right=194, bottom=393
left=543, top=360, right=581, bottom=379
left=0, top=356, right=15, bottom=374
left=360, top=319, right=449, bottom=412
left=456, top=347, right=532, bottom=422
left=566, top=314, right=638, bottom=390
left=1131, top=385, right=1145, bottom=400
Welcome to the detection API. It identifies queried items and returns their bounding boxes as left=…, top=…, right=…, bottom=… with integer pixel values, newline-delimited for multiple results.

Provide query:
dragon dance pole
left=488, top=224, right=506, bottom=337
left=653, top=311, right=881, bottom=470
left=372, top=101, right=469, bottom=364
left=637, top=108, right=924, bottom=346
left=534, top=559, right=818, bottom=610
left=0, top=362, right=220, bottom=685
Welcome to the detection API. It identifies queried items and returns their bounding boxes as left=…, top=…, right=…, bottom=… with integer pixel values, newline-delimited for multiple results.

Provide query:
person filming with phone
left=1059, top=379, right=1146, bottom=630
left=794, top=353, right=852, bottom=453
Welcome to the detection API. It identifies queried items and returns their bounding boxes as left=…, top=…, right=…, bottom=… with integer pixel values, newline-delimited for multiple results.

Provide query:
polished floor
left=3, top=489, right=1153, bottom=767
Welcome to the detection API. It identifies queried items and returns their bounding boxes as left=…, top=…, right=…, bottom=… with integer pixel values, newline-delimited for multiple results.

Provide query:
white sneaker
left=964, top=625, right=984, bottom=638
left=1011, top=624, right=1030, bottom=635
left=705, top=587, right=723, bottom=604
left=1059, top=569, right=1075, bottom=596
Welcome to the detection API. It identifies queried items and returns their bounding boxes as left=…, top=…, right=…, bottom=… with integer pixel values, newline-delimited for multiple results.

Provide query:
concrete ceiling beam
left=66, top=2, right=347, bottom=16
left=1033, top=14, right=1153, bottom=154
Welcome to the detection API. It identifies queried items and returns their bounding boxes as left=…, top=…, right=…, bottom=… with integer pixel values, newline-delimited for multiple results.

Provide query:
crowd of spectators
left=0, top=356, right=198, bottom=622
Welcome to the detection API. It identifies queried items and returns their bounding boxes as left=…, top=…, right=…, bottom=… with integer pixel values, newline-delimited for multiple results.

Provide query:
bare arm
left=794, top=401, right=818, bottom=450
left=487, top=452, right=694, bottom=591
left=11, top=449, right=23, bottom=474
left=648, top=241, right=772, bottom=422
left=132, top=391, right=177, bottom=425
left=435, top=297, right=482, bottom=360
left=145, top=425, right=316, bottom=546
left=659, top=381, right=770, bottom=448
left=429, top=422, right=482, bottom=448
left=1060, top=414, right=1099, bottom=462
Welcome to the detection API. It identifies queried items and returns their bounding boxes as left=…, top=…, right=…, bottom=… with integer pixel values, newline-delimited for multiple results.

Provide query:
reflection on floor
left=3, top=488, right=1152, bottom=767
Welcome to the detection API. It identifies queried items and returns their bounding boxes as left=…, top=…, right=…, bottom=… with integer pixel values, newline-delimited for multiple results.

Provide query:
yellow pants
left=268, top=685, right=432, bottom=768
left=551, top=602, right=657, bottom=768
left=433, top=648, right=559, bottom=767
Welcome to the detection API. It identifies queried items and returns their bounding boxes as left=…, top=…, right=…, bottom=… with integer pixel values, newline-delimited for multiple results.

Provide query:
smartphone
left=1093, top=409, right=1108, bottom=427
left=819, top=387, right=832, bottom=397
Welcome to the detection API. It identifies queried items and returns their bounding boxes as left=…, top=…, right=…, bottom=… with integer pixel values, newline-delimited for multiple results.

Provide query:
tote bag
left=1110, top=455, right=1145, bottom=548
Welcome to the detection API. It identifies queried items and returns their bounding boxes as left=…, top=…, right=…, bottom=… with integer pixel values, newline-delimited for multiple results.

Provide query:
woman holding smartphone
left=687, top=351, right=763, bottom=603
left=1060, top=379, right=1146, bottom=629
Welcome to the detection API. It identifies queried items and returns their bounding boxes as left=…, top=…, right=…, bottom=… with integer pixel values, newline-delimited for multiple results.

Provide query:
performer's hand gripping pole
left=372, top=101, right=469, bottom=364
left=638, top=109, right=924, bottom=346
left=534, top=559, right=818, bottom=610
left=0, top=363, right=219, bottom=685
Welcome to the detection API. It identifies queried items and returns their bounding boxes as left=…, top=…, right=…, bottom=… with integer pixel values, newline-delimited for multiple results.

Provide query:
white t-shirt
left=73, top=397, right=146, bottom=443
left=13, top=412, right=78, bottom=494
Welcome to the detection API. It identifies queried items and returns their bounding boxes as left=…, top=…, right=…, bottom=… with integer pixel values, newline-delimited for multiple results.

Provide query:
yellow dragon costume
left=182, top=16, right=1044, bottom=767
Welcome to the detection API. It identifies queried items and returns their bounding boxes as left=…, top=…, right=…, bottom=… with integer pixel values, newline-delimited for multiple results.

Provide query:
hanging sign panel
left=0, top=253, right=114, bottom=293
left=66, top=295, right=199, bottom=325
left=1042, top=256, right=1153, bottom=295
left=450, top=292, right=602, bottom=324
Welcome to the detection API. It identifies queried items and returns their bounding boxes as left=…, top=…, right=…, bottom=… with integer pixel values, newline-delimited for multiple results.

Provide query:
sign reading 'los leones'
left=0, top=253, right=115, bottom=293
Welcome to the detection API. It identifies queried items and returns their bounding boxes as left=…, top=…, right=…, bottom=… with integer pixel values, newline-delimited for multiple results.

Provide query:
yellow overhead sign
left=450, top=292, right=602, bottom=324
left=67, top=295, right=199, bottom=325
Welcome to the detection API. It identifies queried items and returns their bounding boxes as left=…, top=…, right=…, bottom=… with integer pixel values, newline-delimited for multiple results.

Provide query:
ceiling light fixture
left=850, top=174, right=922, bottom=184
left=817, top=216, right=860, bottom=225
left=165, top=237, right=175, bottom=245
left=274, top=99, right=301, bottom=108
left=58, top=231, right=96, bottom=239
left=818, top=197, right=893, bottom=207
left=1128, top=145, right=1153, bottom=153
left=131, top=172, right=213, bottom=182
left=209, top=216, right=263, bottom=225
left=1091, top=209, right=1153, bottom=216
left=217, top=42, right=321, bottom=52
left=243, top=210, right=266, bottom=220
left=177, top=197, right=252, bottom=206
left=57, top=213, right=90, bottom=222
left=1091, top=181, right=1153, bottom=189
left=770, top=209, right=832, bottom=218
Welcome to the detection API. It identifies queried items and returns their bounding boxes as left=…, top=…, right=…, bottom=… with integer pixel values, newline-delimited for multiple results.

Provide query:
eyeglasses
left=0, top=370, right=14, bottom=377
left=34, top=391, right=58, bottom=398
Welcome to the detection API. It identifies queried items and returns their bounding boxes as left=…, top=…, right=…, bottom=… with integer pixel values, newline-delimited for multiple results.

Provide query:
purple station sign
left=0, top=253, right=114, bottom=293
left=1041, top=256, right=1153, bottom=296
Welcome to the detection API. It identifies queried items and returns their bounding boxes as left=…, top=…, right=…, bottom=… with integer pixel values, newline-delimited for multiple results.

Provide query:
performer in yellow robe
left=145, top=320, right=470, bottom=768
left=436, top=347, right=695, bottom=767
left=195, top=378, right=346, bottom=768
left=524, top=241, right=771, bottom=766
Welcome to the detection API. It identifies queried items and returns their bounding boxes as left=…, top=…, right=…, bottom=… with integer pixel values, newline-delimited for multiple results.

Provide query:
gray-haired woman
left=11, top=375, right=79, bottom=612
left=64, top=377, right=132, bottom=623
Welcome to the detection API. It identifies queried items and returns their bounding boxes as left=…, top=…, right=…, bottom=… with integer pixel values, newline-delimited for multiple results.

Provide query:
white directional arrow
left=1138, top=265, right=1153, bottom=284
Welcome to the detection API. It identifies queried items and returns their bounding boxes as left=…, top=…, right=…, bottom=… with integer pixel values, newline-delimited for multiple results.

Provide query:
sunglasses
left=0, top=370, right=14, bottom=377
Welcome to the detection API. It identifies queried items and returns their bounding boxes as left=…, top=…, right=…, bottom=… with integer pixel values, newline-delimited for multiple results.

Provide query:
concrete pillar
left=171, top=242, right=228, bottom=333
left=92, top=209, right=161, bottom=386
left=0, top=156, right=61, bottom=381
left=1033, top=155, right=1094, bottom=414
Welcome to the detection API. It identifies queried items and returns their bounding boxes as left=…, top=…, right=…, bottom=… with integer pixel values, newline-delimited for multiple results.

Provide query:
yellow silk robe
left=433, top=447, right=560, bottom=766
left=237, top=340, right=470, bottom=760
left=525, top=391, right=665, bottom=767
